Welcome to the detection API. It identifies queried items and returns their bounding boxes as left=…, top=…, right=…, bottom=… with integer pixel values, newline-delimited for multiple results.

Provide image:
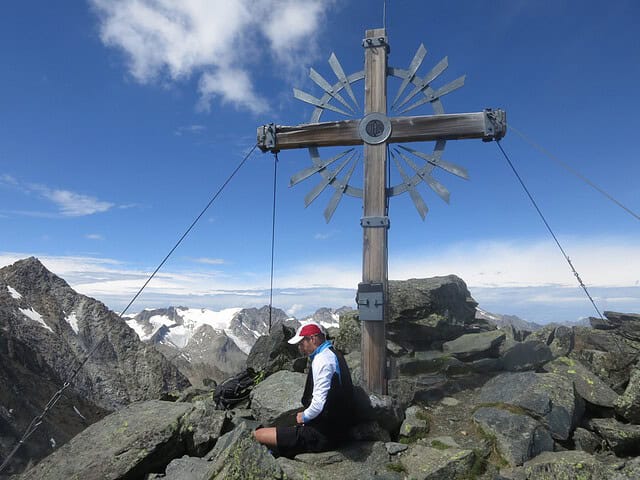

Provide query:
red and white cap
left=288, top=321, right=324, bottom=344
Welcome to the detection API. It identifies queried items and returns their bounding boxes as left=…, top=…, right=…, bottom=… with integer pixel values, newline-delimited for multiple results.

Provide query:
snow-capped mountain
left=125, top=305, right=291, bottom=355
left=301, top=306, right=352, bottom=330
left=126, top=306, right=244, bottom=350
left=125, top=305, right=347, bottom=385
left=125, top=305, right=291, bottom=385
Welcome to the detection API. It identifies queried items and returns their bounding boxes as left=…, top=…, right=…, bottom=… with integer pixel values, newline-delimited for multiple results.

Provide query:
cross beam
left=256, top=28, right=506, bottom=395
left=257, top=111, right=505, bottom=151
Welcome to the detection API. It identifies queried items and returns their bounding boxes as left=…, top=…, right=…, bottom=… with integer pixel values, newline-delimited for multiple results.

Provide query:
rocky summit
left=3, top=263, right=640, bottom=480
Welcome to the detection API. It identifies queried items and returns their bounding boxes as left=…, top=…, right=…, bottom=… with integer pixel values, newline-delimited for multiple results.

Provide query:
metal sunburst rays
left=291, top=44, right=468, bottom=222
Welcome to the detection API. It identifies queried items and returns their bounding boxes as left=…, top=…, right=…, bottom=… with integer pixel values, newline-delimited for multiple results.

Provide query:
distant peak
left=2, top=256, right=49, bottom=276
left=1, top=256, right=70, bottom=291
left=14, top=256, right=45, bottom=268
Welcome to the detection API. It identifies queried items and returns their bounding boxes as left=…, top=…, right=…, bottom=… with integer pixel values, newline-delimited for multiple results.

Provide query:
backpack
left=214, top=368, right=257, bottom=409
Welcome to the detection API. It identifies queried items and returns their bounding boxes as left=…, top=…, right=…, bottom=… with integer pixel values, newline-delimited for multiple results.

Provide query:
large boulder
left=399, top=445, right=476, bottom=480
left=245, top=324, right=301, bottom=377
left=587, top=417, right=640, bottom=456
left=395, top=351, right=470, bottom=376
left=570, top=348, right=631, bottom=392
left=276, top=441, right=392, bottom=480
left=572, top=427, right=601, bottom=454
left=590, top=311, right=640, bottom=342
left=353, top=390, right=405, bottom=436
left=473, top=406, right=553, bottom=466
left=543, top=356, right=618, bottom=408
left=156, top=456, right=214, bottom=480
left=571, top=326, right=639, bottom=388
left=386, top=276, right=482, bottom=350
left=500, top=340, right=552, bottom=372
left=203, top=423, right=283, bottom=479
left=250, top=370, right=306, bottom=426
left=332, top=311, right=361, bottom=355
left=615, top=367, right=640, bottom=423
left=477, top=372, right=581, bottom=441
left=549, top=326, right=574, bottom=358
left=442, top=330, right=505, bottom=361
left=515, top=450, right=614, bottom=480
left=19, top=400, right=226, bottom=480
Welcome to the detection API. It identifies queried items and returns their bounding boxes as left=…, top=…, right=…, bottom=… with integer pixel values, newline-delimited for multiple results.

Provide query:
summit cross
left=257, top=28, right=506, bottom=394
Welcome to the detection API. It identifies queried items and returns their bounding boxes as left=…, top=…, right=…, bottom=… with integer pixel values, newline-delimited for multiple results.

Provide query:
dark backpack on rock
left=214, top=368, right=257, bottom=409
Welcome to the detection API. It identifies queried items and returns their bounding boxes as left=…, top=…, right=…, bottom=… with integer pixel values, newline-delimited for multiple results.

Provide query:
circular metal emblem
left=358, top=112, right=392, bottom=145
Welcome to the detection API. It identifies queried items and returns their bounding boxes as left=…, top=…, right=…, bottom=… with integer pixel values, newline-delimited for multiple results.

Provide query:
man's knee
left=254, top=427, right=277, bottom=447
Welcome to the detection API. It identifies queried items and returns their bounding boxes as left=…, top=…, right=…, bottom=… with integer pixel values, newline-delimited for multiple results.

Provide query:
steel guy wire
left=510, top=124, right=639, bottom=222
left=495, top=140, right=605, bottom=322
left=0, top=143, right=258, bottom=475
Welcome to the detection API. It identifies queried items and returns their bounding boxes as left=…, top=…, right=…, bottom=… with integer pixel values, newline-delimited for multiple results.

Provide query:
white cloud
left=90, top=0, right=335, bottom=113
left=286, top=303, right=305, bottom=316
left=390, top=237, right=640, bottom=289
left=0, top=174, right=18, bottom=186
left=0, top=176, right=115, bottom=218
left=85, top=234, right=104, bottom=240
left=260, top=0, right=328, bottom=66
left=314, top=231, right=336, bottom=240
left=38, top=188, right=113, bottom=217
left=198, top=68, right=268, bottom=114
left=276, top=261, right=360, bottom=289
left=174, top=124, right=206, bottom=136
left=193, top=257, right=226, bottom=265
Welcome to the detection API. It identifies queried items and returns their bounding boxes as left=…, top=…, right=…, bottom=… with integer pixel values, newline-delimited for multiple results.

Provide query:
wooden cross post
left=257, top=28, right=506, bottom=394
left=361, top=28, right=389, bottom=395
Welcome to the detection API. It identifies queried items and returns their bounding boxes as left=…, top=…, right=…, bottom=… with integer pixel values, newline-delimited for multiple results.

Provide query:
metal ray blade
left=309, top=68, right=356, bottom=113
left=329, top=53, right=359, bottom=110
left=396, top=150, right=451, bottom=203
left=395, top=56, right=448, bottom=110
left=399, top=75, right=465, bottom=114
left=391, top=44, right=427, bottom=109
left=290, top=149, right=354, bottom=186
left=293, top=88, right=352, bottom=117
left=323, top=154, right=358, bottom=222
left=398, top=145, right=469, bottom=180
left=391, top=151, right=428, bottom=220
left=304, top=153, right=354, bottom=207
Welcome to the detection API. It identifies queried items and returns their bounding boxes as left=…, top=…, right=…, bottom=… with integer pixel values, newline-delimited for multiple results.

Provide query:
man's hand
left=296, top=412, right=304, bottom=424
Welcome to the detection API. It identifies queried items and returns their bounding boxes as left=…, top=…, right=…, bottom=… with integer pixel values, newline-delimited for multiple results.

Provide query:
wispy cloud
left=0, top=174, right=18, bottom=186
left=314, top=231, right=336, bottom=240
left=193, top=257, right=226, bottom=265
left=90, top=0, right=336, bottom=113
left=390, top=237, right=640, bottom=289
left=85, top=234, right=104, bottom=241
left=38, top=188, right=114, bottom=217
left=0, top=175, right=115, bottom=217
left=174, top=124, right=206, bottom=136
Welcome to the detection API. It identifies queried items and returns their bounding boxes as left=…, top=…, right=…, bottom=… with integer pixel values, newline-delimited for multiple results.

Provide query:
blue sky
left=1, top=0, right=639, bottom=323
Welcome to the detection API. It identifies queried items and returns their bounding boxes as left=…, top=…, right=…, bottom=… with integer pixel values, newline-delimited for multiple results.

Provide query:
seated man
left=254, top=321, right=354, bottom=457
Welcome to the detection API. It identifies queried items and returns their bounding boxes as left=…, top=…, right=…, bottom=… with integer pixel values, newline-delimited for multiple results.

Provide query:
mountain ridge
left=0, top=257, right=190, bottom=474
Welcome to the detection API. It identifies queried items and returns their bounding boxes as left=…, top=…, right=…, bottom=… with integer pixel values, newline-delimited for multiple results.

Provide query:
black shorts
left=276, top=424, right=332, bottom=458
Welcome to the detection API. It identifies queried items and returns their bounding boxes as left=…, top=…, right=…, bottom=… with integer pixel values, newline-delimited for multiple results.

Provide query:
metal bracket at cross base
left=357, top=282, right=385, bottom=321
